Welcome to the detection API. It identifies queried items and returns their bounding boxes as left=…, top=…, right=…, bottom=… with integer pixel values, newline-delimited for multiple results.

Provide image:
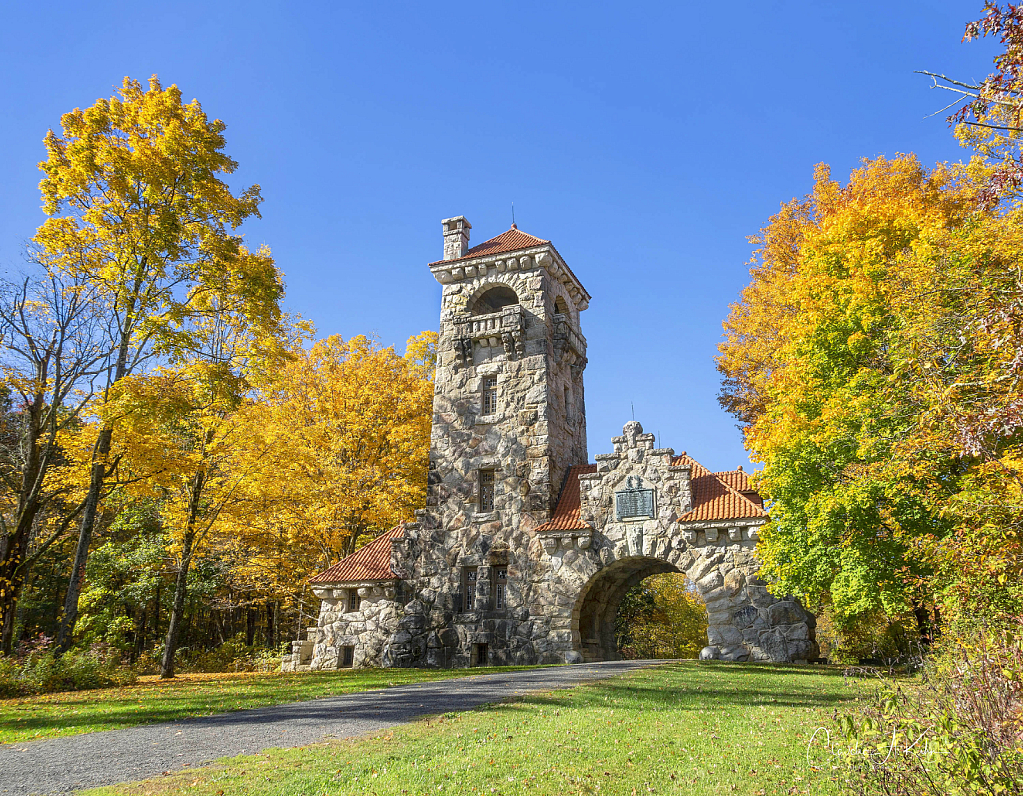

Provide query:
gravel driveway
left=1, top=660, right=665, bottom=795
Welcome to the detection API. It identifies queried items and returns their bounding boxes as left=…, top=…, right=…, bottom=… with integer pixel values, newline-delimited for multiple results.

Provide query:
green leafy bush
left=838, top=622, right=1023, bottom=795
left=173, top=636, right=287, bottom=673
left=0, top=638, right=137, bottom=698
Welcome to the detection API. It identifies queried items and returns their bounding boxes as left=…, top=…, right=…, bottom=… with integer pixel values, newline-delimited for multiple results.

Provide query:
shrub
left=0, top=637, right=137, bottom=698
left=173, top=636, right=287, bottom=673
left=816, top=606, right=923, bottom=666
left=837, top=621, right=1023, bottom=795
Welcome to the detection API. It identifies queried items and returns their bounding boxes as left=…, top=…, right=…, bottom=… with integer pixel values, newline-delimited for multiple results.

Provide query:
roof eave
left=429, top=243, right=591, bottom=310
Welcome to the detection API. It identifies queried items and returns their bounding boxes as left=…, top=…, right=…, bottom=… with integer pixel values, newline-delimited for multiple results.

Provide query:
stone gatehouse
left=281, top=218, right=817, bottom=671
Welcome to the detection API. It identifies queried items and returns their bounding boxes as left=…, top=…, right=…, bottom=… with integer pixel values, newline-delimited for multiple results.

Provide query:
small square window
left=341, top=645, right=355, bottom=667
left=347, top=590, right=361, bottom=613
left=482, top=376, right=498, bottom=415
left=479, top=470, right=495, bottom=512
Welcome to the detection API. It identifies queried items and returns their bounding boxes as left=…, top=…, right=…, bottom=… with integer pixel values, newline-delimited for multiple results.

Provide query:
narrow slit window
left=479, top=470, right=495, bottom=513
left=463, top=566, right=478, bottom=611
left=494, top=567, right=508, bottom=610
left=564, top=385, right=572, bottom=422
left=482, top=376, right=498, bottom=415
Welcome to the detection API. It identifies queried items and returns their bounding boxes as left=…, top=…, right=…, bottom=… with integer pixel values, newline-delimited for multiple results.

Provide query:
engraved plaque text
left=615, top=477, right=655, bottom=520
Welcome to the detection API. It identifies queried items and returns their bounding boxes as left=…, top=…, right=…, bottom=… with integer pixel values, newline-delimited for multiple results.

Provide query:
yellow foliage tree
left=32, top=75, right=285, bottom=651
left=222, top=332, right=436, bottom=606
left=718, top=153, right=1023, bottom=630
left=109, top=311, right=297, bottom=677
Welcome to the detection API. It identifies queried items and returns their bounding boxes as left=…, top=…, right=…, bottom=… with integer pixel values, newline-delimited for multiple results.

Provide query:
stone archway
left=573, top=556, right=682, bottom=662
left=558, top=537, right=816, bottom=664
left=538, top=423, right=819, bottom=665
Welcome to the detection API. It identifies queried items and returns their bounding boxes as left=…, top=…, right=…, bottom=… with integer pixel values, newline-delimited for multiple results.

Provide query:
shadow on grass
left=1, top=662, right=863, bottom=742
left=0, top=666, right=559, bottom=740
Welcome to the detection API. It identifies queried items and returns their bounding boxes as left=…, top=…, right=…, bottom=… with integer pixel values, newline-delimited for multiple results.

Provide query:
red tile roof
left=536, top=456, right=767, bottom=533
left=535, top=464, right=598, bottom=532
left=674, top=455, right=767, bottom=522
left=308, top=526, right=404, bottom=584
left=430, top=226, right=550, bottom=265
left=714, top=468, right=764, bottom=508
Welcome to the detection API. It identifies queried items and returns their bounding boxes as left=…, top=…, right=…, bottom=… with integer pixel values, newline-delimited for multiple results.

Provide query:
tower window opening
left=482, top=376, right=498, bottom=415
left=479, top=469, right=495, bottom=513
left=463, top=566, right=478, bottom=611
left=554, top=296, right=569, bottom=316
left=494, top=567, right=508, bottom=610
left=346, top=590, right=361, bottom=613
left=471, top=285, right=519, bottom=315
left=564, top=385, right=572, bottom=422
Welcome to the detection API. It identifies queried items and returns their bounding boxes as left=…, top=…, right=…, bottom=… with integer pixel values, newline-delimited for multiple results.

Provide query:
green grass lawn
left=86, top=662, right=870, bottom=796
left=0, top=666, right=547, bottom=744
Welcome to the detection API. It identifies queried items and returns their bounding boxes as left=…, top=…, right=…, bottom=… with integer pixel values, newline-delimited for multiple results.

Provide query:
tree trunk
left=0, top=531, right=32, bottom=656
left=54, top=425, right=113, bottom=654
left=264, top=602, right=274, bottom=648
left=0, top=387, right=46, bottom=656
left=246, top=605, right=255, bottom=646
left=160, top=529, right=195, bottom=679
left=159, top=460, right=209, bottom=679
left=153, top=585, right=160, bottom=641
left=131, top=606, right=147, bottom=665
left=913, top=604, right=933, bottom=648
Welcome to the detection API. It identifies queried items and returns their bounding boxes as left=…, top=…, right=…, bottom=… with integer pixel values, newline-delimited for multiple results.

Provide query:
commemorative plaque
left=615, top=476, right=655, bottom=520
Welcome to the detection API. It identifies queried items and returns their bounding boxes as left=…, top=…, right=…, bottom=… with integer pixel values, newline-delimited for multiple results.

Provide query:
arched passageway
left=573, top=556, right=693, bottom=662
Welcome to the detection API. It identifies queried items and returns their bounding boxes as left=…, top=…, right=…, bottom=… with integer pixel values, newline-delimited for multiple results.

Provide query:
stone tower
left=427, top=217, right=589, bottom=525
left=381, top=218, right=591, bottom=667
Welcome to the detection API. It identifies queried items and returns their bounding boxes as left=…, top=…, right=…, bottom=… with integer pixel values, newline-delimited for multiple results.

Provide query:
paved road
left=1, top=660, right=666, bottom=795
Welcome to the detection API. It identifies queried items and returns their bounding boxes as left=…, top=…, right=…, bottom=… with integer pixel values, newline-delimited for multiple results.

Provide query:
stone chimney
left=441, top=216, right=471, bottom=261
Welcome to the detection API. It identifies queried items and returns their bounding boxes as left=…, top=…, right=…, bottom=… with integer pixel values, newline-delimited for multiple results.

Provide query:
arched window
left=554, top=296, right=569, bottom=317
left=470, top=285, right=519, bottom=315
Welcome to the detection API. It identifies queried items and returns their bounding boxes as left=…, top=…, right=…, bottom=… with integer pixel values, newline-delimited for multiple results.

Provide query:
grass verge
left=85, top=662, right=870, bottom=796
left=0, top=666, right=547, bottom=744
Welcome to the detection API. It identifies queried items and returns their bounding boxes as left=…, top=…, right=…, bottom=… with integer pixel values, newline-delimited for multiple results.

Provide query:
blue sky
left=0, top=1, right=999, bottom=472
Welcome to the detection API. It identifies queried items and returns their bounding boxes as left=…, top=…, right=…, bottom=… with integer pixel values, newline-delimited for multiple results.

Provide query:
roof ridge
left=428, top=227, right=551, bottom=266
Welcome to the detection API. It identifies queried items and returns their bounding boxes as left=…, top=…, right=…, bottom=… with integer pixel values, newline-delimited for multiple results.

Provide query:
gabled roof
left=429, top=226, right=550, bottom=266
left=535, top=464, right=598, bottom=532
left=535, top=456, right=767, bottom=533
left=308, top=526, right=404, bottom=585
left=713, top=468, right=764, bottom=509
left=673, top=455, right=768, bottom=522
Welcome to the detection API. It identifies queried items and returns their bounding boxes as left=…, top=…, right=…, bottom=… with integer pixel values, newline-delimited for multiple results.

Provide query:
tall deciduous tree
left=111, top=305, right=294, bottom=677
left=718, top=156, right=979, bottom=627
left=33, top=76, right=283, bottom=651
left=0, top=272, right=109, bottom=654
